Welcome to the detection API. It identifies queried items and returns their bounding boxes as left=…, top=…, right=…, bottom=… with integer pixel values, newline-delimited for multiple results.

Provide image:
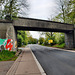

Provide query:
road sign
left=48, top=40, right=53, bottom=44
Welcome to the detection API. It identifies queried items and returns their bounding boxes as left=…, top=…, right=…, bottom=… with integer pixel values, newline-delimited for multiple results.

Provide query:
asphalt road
left=28, top=44, right=75, bottom=75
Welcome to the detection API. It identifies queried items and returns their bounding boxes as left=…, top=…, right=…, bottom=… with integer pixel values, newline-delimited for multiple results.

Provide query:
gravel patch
left=0, top=61, right=14, bottom=75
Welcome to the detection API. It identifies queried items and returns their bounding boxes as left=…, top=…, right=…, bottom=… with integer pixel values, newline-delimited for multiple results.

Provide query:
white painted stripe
left=50, top=47, right=75, bottom=53
left=29, top=47, right=46, bottom=75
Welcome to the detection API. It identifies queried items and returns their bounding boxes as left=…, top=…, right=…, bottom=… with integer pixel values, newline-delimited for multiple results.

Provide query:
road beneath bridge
left=27, top=44, right=75, bottom=75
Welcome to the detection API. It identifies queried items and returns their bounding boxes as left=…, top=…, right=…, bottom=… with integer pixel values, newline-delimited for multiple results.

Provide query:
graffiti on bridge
left=0, top=39, right=13, bottom=51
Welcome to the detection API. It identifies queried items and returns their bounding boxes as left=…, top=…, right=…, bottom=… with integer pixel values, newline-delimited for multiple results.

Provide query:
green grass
left=53, top=43, right=65, bottom=48
left=0, top=50, right=17, bottom=61
left=72, top=48, right=75, bottom=50
left=22, top=45, right=26, bottom=47
left=41, top=43, right=65, bottom=49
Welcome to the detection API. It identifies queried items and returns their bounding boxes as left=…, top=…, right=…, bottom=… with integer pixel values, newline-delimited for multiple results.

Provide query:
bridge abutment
left=6, top=26, right=17, bottom=51
left=11, top=26, right=17, bottom=51
left=65, top=31, right=74, bottom=49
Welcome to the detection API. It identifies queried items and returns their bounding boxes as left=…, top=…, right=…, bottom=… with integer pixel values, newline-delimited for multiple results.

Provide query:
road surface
left=28, top=44, right=75, bottom=75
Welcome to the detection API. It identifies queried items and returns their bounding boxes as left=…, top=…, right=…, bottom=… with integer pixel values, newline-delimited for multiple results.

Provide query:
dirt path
left=0, top=61, right=14, bottom=75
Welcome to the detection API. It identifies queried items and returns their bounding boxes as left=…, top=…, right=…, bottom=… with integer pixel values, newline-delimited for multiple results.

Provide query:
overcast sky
left=28, top=0, right=57, bottom=20
left=27, top=0, right=58, bottom=39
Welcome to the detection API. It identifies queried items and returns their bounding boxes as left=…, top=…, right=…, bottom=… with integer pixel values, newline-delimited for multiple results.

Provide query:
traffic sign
left=48, top=40, right=53, bottom=44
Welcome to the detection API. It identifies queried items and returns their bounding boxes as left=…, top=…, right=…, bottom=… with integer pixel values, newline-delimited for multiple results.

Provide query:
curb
left=6, top=52, right=23, bottom=75
left=50, top=47, right=75, bottom=53
left=29, top=48, right=46, bottom=75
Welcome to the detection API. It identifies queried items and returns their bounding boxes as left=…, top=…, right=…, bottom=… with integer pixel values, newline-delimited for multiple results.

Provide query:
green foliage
left=0, top=0, right=19, bottom=20
left=40, top=32, right=65, bottom=46
left=17, top=34, right=23, bottom=47
left=28, top=36, right=38, bottom=44
left=4, top=0, right=19, bottom=19
left=0, top=50, right=17, bottom=61
left=17, top=31, right=37, bottom=47
left=53, top=0, right=75, bottom=24
left=44, top=38, right=48, bottom=45
left=17, top=31, right=38, bottom=45
left=54, top=33, right=65, bottom=44
left=18, top=31, right=28, bottom=45
left=53, top=43, right=65, bottom=48
left=0, top=0, right=29, bottom=20
left=41, top=32, right=57, bottom=45
left=68, top=0, right=75, bottom=24
left=39, top=37, right=45, bottom=44
left=33, top=38, right=38, bottom=44
left=17, top=31, right=29, bottom=47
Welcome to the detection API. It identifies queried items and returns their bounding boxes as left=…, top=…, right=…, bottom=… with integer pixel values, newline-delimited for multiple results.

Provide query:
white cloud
left=27, top=0, right=57, bottom=39
left=30, top=31, right=45, bottom=39
left=28, top=0, right=57, bottom=20
left=30, top=31, right=40, bottom=39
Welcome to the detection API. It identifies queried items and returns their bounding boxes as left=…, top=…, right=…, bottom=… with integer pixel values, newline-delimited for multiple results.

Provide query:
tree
left=33, top=38, right=38, bottom=44
left=17, top=31, right=29, bottom=47
left=17, top=31, right=28, bottom=45
left=17, top=34, right=23, bottom=47
left=53, top=0, right=70, bottom=23
left=26, top=31, right=32, bottom=37
left=53, top=0, right=75, bottom=24
left=54, top=33, right=65, bottom=44
left=17, top=0, right=29, bottom=16
left=67, top=0, right=75, bottom=24
left=39, top=37, right=45, bottom=45
left=41, top=32, right=56, bottom=45
left=40, top=32, right=65, bottom=45
left=28, top=36, right=38, bottom=44
left=0, top=0, right=29, bottom=20
left=3, top=0, right=19, bottom=20
left=0, top=0, right=5, bottom=19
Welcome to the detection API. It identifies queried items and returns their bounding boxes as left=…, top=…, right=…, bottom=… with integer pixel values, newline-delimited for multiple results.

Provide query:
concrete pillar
left=0, top=30, right=6, bottom=39
left=65, top=31, right=74, bottom=49
left=6, top=26, right=17, bottom=51
left=13, top=27, right=17, bottom=51
left=0, top=24, right=7, bottom=39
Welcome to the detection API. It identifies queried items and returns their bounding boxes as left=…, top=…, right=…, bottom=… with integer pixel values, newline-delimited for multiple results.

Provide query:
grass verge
left=52, top=43, right=65, bottom=48
left=72, top=48, right=75, bottom=50
left=41, top=43, right=65, bottom=49
left=0, top=50, right=17, bottom=61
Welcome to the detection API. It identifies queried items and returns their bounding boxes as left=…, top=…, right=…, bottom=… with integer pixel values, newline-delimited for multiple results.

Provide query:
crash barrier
left=0, top=39, right=13, bottom=51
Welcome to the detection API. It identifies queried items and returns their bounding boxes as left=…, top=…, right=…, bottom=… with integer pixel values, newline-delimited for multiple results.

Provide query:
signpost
left=48, top=40, right=53, bottom=44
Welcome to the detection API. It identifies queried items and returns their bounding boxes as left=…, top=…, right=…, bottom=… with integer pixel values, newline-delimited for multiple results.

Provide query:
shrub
left=0, top=50, right=16, bottom=61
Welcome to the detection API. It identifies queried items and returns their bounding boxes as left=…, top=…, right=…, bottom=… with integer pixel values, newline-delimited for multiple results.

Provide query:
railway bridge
left=0, top=17, right=75, bottom=50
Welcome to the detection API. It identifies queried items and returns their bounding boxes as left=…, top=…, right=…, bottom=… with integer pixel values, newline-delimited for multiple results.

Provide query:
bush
left=0, top=50, right=17, bottom=61
left=39, top=37, right=45, bottom=45
left=53, top=43, right=65, bottom=48
left=17, top=34, right=23, bottom=47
